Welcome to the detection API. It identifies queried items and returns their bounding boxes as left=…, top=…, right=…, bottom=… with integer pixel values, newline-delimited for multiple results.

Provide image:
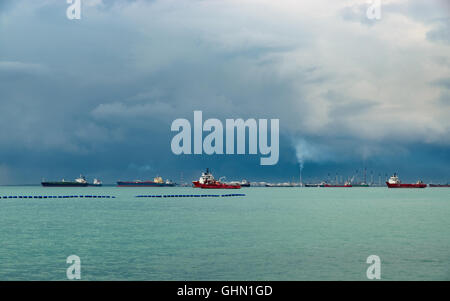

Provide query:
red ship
left=386, top=173, right=426, bottom=188
left=192, top=168, right=241, bottom=189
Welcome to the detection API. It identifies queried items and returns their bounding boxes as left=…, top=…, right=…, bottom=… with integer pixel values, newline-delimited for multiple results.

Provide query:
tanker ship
left=386, top=173, right=426, bottom=188
left=428, top=183, right=450, bottom=187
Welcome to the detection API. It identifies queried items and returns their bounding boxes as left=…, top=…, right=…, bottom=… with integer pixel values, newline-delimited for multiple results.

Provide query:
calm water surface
left=0, top=186, right=448, bottom=280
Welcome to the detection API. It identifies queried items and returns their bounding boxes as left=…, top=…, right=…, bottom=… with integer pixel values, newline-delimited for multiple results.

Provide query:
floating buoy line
left=1, top=194, right=245, bottom=199
left=1, top=195, right=115, bottom=199
left=136, top=194, right=246, bottom=198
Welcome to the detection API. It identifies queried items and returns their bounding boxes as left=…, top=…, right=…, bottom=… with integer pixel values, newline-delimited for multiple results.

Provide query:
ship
left=428, top=184, right=450, bottom=187
left=240, top=179, right=251, bottom=187
left=386, top=173, right=426, bottom=188
left=89, top=178, right=102, bottom=187
left=323, top=181, right=352, bottom=187
left=264, top=182, right=296, bottom=187
left=117, top=176, right=175, bottom=187
left=42, top=175, right=91, bottom=187
left=229, top=179, right=251, bottom=187
left=192, top=168, right=241, bottom=189
left=352, top=183, right=369, bottom=187
left=303, top=181, right=328, bottom=187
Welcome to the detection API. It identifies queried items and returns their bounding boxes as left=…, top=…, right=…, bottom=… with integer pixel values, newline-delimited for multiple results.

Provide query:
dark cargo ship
left=429, top=184, right=450, bottom=187
left=41, top=175, right=99, bottom=187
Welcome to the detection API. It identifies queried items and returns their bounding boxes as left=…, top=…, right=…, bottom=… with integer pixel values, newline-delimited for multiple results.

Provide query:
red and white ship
left=193, top=168, right=241, bottom=189
left=386, top=173, right=426, bottom=188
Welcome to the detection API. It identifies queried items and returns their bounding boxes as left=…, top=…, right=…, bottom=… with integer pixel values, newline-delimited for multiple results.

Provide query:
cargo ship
left=193, top=168, right=241, bottom=189
left=42, top=175, right=93, bottom=187
left=428, top=184, right=450, bottom=187
left=386, top=173, right=426, bottom=188
left=323, top=181, right=352, bottom=187
left=117, top=176, right=175, bottom=187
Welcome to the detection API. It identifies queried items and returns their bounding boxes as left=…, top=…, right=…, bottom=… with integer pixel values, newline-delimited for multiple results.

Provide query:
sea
left=0, top=186, right=448, bottom=280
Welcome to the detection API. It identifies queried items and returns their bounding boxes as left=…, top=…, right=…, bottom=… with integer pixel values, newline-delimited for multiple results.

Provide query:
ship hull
left=42, top=182, right=88, bottom=187
left=305, top=184, right=322, bottom=187
left=117, top=181, right=175, bottom=187
left=386, top=182, right=426, bottom=188
left=323, top=184, right=352, bottom=187
left=429, top=184, right=450, bottom=187
left=193, top=181, right=241, bottom=189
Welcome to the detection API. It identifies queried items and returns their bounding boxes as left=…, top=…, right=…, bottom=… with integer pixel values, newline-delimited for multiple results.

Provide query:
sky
left=0, top=0, right=449, bottom=184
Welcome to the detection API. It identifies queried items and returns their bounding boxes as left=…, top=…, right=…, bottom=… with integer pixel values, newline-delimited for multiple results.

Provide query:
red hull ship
left=193, top=168, right=241, bottom=189
left=386, top=173, right=426, bottom=188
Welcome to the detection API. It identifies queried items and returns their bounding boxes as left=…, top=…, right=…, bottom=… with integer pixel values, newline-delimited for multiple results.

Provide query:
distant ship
left=305, top=182, right=327, bottom=187
left=42, top=175, right=95, bottom=187
left=428, top=184, right=450, bottom=187
left=89, top=178, right=102, bottom=187
left=228, top=179, right=251, bottom=187
left=117, top=176, right=175, bottom=187
left=386, top=173, right=426, bottom=188
left=304, top=183, right=320, bottom=187
left=265, top=183, right=296, bottom=187
left=352, top=183, right=369, bottom=187
left=193, top=168, right=241, bottom=189
left=240, top=179, right=251, bottom=187
left=323, top=181, right=352, bottom=187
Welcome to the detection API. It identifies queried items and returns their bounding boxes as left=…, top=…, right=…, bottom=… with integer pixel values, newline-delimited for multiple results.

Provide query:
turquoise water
left=0, top=186, right=448, bottom=280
